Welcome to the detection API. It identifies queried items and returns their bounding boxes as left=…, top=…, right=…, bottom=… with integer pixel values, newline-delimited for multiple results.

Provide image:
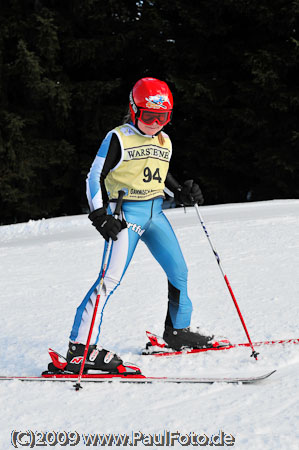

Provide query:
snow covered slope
left=1, top=200, right=298, bottom=449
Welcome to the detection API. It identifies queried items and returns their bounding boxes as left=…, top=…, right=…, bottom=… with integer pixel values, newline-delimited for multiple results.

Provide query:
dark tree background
left=1, top=0, right=299, bottom=224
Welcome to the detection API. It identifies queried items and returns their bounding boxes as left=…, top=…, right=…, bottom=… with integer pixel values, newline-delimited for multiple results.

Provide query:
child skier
left=65, top=77, right=216, bottom=373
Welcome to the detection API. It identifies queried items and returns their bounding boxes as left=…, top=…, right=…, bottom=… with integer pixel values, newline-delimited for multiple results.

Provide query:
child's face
left=137, top=120, right=163, bottom=136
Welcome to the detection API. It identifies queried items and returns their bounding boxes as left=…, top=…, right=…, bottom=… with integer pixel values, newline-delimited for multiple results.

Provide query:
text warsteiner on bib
left=105, top=124, right=172, bottom=201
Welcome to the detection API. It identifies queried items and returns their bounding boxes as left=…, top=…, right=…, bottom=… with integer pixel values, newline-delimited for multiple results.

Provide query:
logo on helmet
left=145, top=95, right=169, bottom=109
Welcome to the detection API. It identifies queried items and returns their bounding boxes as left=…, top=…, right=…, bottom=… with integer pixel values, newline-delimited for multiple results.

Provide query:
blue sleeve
left=86, top=132, right=113, bottom=211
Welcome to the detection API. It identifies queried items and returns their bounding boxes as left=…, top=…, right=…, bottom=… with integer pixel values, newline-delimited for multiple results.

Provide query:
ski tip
left=245, top=369, right=277, bottom=383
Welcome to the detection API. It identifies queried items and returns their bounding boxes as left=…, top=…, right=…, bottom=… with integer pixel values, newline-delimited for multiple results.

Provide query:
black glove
left=174, top=180, right=204, bottom=206
left=88, top=207, right=127, bottom=241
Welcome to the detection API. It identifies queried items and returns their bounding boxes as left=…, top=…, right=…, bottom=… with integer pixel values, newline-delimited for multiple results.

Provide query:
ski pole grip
left=114, top=190, right=125, bottom=218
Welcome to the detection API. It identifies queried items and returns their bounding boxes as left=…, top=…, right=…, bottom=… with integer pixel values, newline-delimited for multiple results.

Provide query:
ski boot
left=65, top=342, right=123, bottom=373
left=43, top=344, right=142, bottom=377
left=45, top=342, right=125, bottom=375
left=163, top=326, right=216, bottom=351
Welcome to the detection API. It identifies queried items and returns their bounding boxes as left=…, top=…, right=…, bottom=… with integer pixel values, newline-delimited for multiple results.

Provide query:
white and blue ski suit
left=70, top=123, right=193, bottom=345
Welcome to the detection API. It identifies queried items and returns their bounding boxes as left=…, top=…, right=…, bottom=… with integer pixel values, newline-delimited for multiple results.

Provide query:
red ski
left=142, top=331, right=299, bottom=357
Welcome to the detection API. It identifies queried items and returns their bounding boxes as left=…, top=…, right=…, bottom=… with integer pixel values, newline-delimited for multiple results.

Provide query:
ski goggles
left=138, top=109, right=172, bottom=126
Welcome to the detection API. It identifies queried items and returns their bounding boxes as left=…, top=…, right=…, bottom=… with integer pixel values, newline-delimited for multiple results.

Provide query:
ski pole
left=75, top=190, right=126, bottom=390
left=194, top=203, right=259, bottom=360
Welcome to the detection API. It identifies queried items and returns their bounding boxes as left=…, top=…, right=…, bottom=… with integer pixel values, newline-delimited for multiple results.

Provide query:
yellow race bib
left=105, top=124, right=172, bottom=201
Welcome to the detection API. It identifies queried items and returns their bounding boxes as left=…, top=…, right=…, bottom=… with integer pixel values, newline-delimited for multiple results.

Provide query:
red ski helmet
left=129, top=77, right=173, bottom=126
